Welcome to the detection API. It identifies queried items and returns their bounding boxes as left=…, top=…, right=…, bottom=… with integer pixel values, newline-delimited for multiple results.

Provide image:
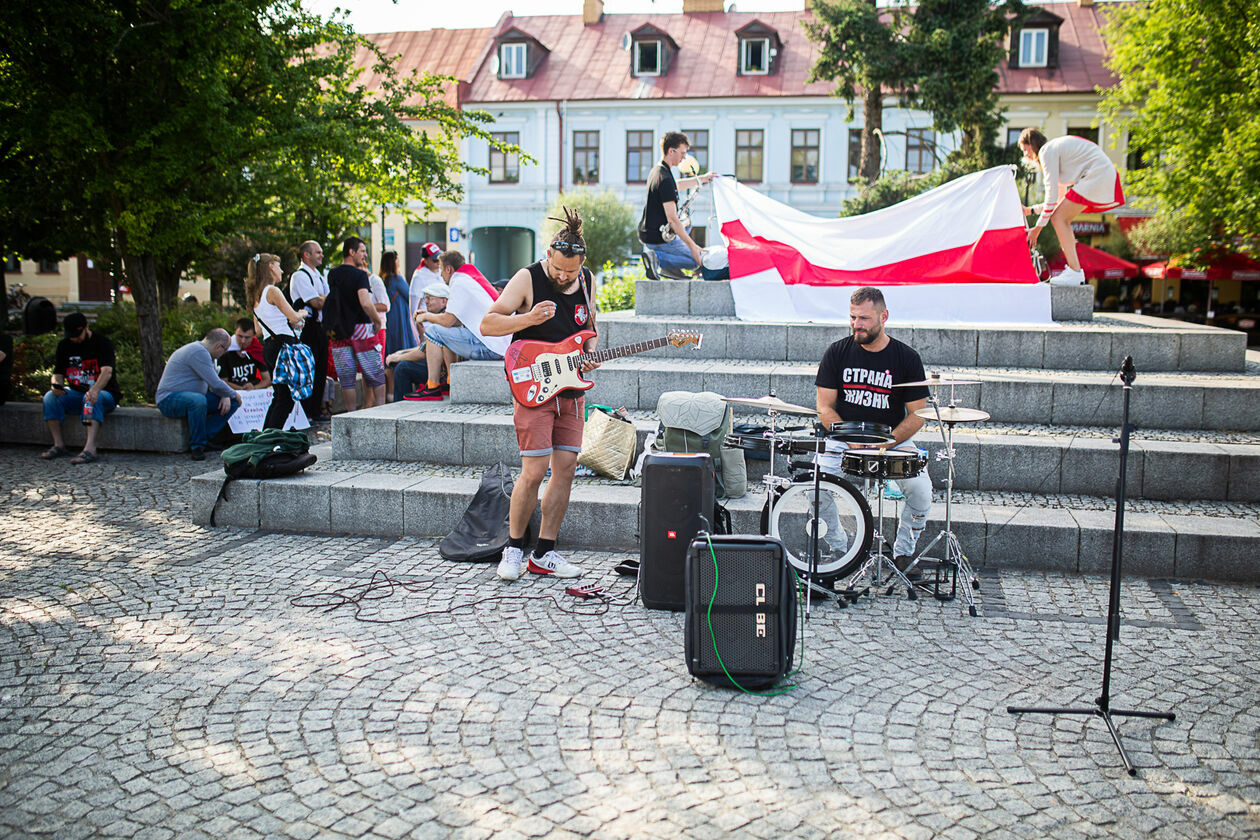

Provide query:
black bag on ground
left=440, top=462, right=523, bottom=562
left=209, top=429, right=316, bottom=525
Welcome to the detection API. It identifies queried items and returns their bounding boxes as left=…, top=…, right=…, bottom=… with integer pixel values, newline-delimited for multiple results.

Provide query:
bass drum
left=759, top=475, right=873, bottom=580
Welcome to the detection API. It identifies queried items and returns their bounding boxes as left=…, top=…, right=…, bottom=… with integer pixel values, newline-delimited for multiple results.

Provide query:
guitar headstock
left=667, top=330, right=703, bottom=349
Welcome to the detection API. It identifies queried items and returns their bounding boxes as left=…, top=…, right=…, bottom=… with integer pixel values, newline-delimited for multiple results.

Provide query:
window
left=1126, top=145, right=1149, bottom=172
left=573, top=131, right=599, bottom=185
left=848, top=128, right=864, bottom=180
left=683, top=129, right=709, bottom=171
left=37, top=259, right=60, bottom=274
left=735, top=129, right=764, bottom=183
left=626, top=130, right=654, bottom=183
left=4, top=255, right=19, bottom=273
left=634, top=41, right=660, bottom=76
left=406, top=222, right=448, bottom=272
left=500, top=42, right=526, bottom=79
left=740, top=38, right=770, bottom=75
left=490, top=132, right=520, bottom=184
left=1006, top=128, right=1023, bottom=149
left=905, top=128, right=935, bottom=174
left=791, top=129, right=820, bottom=184
left=1019, top=29, right=1048, bottom=68
left=1068, top=126, right=1099, bottom=145
left=355, top=226, right=373, bottom=266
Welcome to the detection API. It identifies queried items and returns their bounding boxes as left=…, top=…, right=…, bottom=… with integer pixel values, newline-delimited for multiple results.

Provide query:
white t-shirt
left=445, top=266, right=510, bottom=358
left=290, top=264, right=329, bottom=322
left=408, top=265, right=441, bottom=344
left=368, top=274, right=390, bottom=316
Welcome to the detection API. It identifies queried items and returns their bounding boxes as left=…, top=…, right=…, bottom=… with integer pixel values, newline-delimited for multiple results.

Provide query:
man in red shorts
left=481, top=208, right=599, bottom=580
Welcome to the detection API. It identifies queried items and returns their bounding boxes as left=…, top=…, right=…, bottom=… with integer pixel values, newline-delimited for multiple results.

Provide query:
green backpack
left=221, top=429, right=314, bottom=478
left=650, top=391, right=746, bottom=498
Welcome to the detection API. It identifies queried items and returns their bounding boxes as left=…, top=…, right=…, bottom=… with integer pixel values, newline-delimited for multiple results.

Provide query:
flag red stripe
left=721, top=220, right=1039, bottom=286
left=456, top=264, right=499, bottom=300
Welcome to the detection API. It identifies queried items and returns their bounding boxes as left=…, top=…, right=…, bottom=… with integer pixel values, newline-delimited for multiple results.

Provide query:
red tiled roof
left=453, top=7, right=1115, bottom=104
left=355, top=27, right=493, bottom=107
left=999, top=3, right=1116, bottom=95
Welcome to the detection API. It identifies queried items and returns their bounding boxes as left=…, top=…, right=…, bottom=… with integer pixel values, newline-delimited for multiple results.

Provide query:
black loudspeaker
left=685, top=534, right=796, bottom=690
left=639, top=452, right=715, bottom=611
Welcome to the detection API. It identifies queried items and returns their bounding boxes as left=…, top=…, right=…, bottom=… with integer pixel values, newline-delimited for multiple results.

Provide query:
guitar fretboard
left=577, top=336, right=670, bottom=365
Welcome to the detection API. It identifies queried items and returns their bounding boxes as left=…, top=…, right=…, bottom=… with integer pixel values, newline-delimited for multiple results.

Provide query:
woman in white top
left=246, top=253, right=305, bottom=429
left=1019, top=128, right=1125, bottom=286
left=365, top=265, right=391, bottom=408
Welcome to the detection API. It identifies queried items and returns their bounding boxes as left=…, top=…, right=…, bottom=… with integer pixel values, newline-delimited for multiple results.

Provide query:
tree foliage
left=1, top=0, right=517, bottom=396
left=1100, top=0, right=1260, bottom=258
left=543, top=189, right=639, bottom=272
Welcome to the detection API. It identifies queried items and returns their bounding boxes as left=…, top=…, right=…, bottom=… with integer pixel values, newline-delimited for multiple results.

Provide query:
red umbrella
left=1049, top=244, right=1139, bottom=280
left=1142, top=252, right=1260, bottom=281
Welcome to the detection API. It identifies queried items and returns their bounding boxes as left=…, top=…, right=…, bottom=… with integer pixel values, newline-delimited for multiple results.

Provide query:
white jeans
left=816, top=440, right=933, bottom=558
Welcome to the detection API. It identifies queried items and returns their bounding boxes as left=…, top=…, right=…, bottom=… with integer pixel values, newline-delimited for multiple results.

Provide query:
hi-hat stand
left=1007, top=357, right=1176, bottom=776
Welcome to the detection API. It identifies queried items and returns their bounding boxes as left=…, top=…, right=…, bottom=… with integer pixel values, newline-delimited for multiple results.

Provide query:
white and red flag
left=446, top=264, right=511, bottom=358
left=714, top=166, right=1051, bottom=323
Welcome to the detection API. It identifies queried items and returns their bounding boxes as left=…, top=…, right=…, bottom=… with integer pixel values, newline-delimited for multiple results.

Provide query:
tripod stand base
left=1007, top=702, right=1177, bottom=776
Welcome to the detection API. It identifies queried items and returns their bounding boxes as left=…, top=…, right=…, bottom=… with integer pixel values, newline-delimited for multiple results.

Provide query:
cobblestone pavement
left=3, top=446, right=1259, bottom=839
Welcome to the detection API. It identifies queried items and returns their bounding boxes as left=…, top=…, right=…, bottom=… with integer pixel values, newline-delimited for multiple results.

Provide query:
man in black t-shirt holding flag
left=815, top=287, right=933, bottom=577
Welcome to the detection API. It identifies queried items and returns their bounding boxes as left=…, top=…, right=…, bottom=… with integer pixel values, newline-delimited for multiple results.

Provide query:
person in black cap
left=40, top=312, right=121, bottom=464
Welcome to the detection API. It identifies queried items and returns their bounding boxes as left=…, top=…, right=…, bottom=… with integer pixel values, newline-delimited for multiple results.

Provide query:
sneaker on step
left=1049, top=267, right=1086, bottom=286
left=527, top=550, right=583, bottom=578
left=403, top=385, right=445, bottom=401
left=497, top=546, right=526, bottom=581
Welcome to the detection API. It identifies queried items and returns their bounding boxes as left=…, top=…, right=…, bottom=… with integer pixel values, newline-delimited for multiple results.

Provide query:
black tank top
left=512, top=260, right=595, bottom=344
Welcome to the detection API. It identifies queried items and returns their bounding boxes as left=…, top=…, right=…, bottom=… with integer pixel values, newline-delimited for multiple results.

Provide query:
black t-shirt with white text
left=217, top=349, right=267, bottom=386
left=55, top=331, right=121, bottom=401
left=815, top=336, right=928, bottom=430
left=638, top=161, right=679, bottom=245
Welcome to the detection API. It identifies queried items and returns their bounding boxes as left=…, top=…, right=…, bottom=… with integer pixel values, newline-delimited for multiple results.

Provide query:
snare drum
left=840, top=448, right=928, bottom=481
left=828, top=421, right=895, bottom=446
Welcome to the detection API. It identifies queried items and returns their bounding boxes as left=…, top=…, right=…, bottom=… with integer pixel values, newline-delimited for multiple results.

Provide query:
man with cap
left=40, top=312, right=121, bottom=464
left=408, top=242, right=443, bottom=345
left=385, top=283, right=449, bottom=401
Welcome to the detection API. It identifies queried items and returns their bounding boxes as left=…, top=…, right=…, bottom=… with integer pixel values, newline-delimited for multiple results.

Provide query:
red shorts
left=514, top=395, right=584, bottom=457
left=1065, top=172, right=1125, bottom=214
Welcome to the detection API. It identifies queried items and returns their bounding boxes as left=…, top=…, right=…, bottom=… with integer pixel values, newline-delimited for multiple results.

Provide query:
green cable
left=705, top=534, right=797, bottom=696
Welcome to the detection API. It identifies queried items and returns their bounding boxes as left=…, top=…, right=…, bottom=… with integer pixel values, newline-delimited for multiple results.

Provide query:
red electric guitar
left=504, top=329, right=702, bottom=407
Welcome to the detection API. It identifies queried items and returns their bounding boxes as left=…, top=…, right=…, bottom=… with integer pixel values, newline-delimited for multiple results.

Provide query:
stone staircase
left=193, top=280, right=1260, bottom=583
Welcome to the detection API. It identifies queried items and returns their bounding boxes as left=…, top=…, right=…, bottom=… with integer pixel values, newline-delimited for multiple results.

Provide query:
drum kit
left=722, top=374, right=989, bottom=617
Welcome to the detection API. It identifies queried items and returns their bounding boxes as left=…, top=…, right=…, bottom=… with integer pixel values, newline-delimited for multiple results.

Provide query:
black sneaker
left=403, top=385, right=444, bottom=401
left=893, top=555, right=922, bottom=581
left=190, top=448, right=206, bottom=462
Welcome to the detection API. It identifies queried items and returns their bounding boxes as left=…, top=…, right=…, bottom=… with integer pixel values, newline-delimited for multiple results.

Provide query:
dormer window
left=735, top=21, right=782, bottom=77
left=634, top=40, right=660, bottom=76
left=1019, top=29, right=1048, bottom=68
left=500, top=42, right=526, bottom=79
left=741, top=38, right=769, bottom=75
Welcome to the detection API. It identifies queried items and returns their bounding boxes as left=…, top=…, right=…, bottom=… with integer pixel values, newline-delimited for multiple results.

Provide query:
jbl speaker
left=685, top=534, right=797, bottom=690
left=639, top=452, right=716, bottom=611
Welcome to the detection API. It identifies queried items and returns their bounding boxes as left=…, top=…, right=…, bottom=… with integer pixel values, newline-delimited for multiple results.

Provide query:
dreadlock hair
left=548, top=206, right=585, bottom=256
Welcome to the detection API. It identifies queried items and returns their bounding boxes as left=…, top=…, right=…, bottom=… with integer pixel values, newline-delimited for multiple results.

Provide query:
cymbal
left=915, top=406, right=990, bottom=423
left=722, top=395, right=819, bottom=416
left=893, top=377, right=982, bottom=388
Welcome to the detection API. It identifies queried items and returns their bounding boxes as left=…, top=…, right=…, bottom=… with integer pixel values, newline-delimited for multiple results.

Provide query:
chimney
left=683, top=0, right=725, bottom=13
left=1078, top=0, right=1095, bottom=6
left=583, top=0, right=604, bottom=24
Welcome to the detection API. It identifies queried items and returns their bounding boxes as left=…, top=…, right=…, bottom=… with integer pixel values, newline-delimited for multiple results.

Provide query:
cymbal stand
left=915, top=387, right=981, bottom=616
left=842, top=475, right=918, bottom=602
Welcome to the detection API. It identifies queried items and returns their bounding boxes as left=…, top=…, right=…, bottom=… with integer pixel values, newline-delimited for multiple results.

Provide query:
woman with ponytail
left=247, top=253, right=306, bottom=428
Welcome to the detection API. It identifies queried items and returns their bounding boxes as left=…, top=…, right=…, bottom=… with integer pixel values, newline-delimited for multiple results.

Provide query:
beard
left=545, top=263, right=581, bottom=294
left=853, top=324, right=883, bottom=345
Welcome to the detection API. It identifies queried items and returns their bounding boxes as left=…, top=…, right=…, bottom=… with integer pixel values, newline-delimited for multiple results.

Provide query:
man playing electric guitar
left=481, top=208, right=599, bottom=581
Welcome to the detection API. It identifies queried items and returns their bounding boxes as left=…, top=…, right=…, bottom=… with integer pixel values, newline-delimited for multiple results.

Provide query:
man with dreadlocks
left=482, top=207, right=600, bottom=581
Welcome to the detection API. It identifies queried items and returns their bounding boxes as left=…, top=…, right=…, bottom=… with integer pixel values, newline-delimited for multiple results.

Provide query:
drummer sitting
left=815, top=287, right=933, bottom=578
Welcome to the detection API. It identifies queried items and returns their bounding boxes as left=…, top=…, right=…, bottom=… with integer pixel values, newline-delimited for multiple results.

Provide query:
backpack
left=209, top=429, right=316, bottom=525
left=651, top=391, right=746, bottom=499
left=439, top=462, right=531, bottom=562
left=321, top=280, right=351, bottom=341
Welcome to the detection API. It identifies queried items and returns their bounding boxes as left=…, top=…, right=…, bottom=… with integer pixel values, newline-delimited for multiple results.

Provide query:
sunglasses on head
left=550, top=240, right=586, bottom=257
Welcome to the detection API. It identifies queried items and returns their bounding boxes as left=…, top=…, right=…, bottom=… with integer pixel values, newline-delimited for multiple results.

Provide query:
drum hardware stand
left=842, top=475, right=918, bottom=601
left=914, top=385, right=981, bottom=617
left=1008, top=357, right=1175, bottom=776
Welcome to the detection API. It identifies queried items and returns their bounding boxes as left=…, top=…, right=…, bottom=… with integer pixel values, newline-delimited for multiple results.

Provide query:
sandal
left=40, top=446, right=67, bottom=460
left=70, top=451, right=99, bottom=465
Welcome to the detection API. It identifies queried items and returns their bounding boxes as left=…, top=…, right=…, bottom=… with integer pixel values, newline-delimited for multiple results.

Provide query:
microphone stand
left=1007, top=357, right=1175, bottom=775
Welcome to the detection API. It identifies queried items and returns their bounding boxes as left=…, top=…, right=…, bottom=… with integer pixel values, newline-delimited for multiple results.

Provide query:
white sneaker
left=526, top=550, right=584, bottom=578
left=497, top=546, right=525, bottom=581
left=1049, top=267, right=1086, bottom=286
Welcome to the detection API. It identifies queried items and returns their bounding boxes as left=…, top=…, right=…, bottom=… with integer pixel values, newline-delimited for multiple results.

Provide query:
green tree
left=543, top=189, right=639, bottom=271
left=1, top=0, right=515, bottom=396
left=908, top=0, right=1026, bottom=165
left=1100, top=0, right=1260, bottom=258
left=805, top=0, right=915, bottom=184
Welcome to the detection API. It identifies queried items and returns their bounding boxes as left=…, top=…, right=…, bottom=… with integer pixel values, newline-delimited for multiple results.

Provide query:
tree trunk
left=123, top=250, right=166, bottom=400
left=0, top=257, right=8, bottom=330
left=209, top=276, right=223, bottom=306
left=157, top=259, right=182, bottom=310
left=860, top=84, right=883, bottom=184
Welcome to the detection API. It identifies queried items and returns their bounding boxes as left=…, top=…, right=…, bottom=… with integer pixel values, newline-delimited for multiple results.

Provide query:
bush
left=595, top=261, right=643, bottom=313
left=544, top=189, right=639, bottom=270
left=9, top=301, right=250, bottom=405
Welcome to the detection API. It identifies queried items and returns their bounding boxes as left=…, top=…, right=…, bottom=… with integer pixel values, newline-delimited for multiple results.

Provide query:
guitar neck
left=578, top=336, right=669, bottom=365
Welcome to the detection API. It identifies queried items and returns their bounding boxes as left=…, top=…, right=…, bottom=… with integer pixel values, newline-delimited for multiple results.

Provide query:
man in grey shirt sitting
left=157, top=328, right=243, bottom=460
